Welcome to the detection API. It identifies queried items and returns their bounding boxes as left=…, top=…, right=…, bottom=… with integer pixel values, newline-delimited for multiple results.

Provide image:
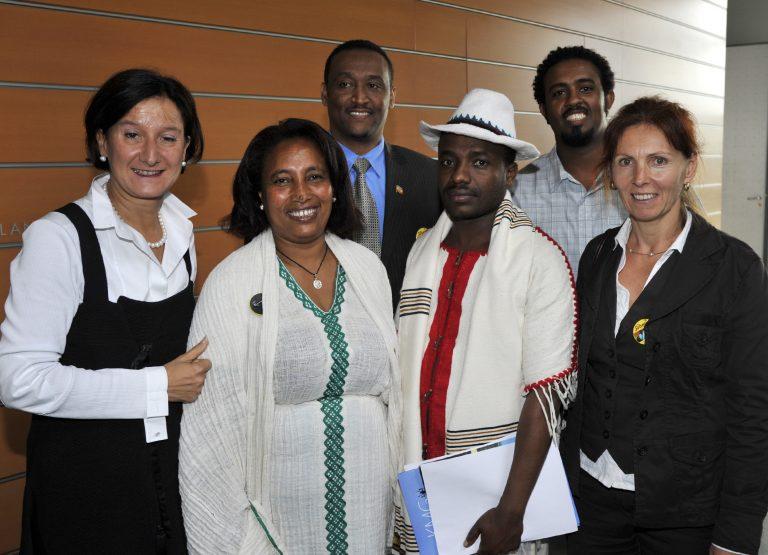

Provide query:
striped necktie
left=352, top=157, right=381, bottom=257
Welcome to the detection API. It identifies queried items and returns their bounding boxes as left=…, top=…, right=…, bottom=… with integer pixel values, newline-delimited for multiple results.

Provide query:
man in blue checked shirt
left=513, top=46, right=627, bottom=274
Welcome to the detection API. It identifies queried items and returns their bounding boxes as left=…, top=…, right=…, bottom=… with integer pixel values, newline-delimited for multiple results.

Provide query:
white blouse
left=0, top=173, right=196, bottom=442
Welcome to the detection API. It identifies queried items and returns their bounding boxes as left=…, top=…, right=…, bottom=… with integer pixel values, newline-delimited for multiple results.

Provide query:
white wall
left=722, top=43, right=768, bottom=260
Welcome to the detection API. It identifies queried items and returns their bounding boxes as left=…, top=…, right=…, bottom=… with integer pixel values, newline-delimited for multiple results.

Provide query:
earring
left=99, top=155, right=107, bottom=162
left=181, top=160, right=187, bottom=168
left=609, top=182, right=617, bottom=190
left=332, top=197, right=337, bottom=203
left=259, top=204, right=264, bottom=210
left=683, top=182, right=690, bottom=191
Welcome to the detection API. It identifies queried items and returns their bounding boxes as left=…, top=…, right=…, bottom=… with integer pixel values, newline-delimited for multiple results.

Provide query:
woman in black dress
left=0, top=68, right=210, bottom=554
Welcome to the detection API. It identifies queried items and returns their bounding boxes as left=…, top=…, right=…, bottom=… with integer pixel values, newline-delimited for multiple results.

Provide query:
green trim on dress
left=279, top=261, right=349, bottom=555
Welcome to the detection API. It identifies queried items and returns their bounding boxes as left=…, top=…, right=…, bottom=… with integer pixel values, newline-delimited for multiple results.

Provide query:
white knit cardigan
left=179, top=231, right=401, bottom=554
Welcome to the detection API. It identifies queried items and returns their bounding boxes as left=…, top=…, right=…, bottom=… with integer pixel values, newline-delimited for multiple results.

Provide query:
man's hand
left=464, top=506, right=523, bottom=554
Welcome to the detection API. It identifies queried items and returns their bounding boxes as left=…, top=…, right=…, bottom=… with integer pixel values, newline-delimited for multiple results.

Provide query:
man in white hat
left=395, top=89, right=578, bottom=554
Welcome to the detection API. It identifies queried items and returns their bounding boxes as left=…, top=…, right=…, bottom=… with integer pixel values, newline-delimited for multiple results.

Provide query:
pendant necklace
left=627, top=245, right=664, bottom=257
left=277, top=243, right=329, bottom=289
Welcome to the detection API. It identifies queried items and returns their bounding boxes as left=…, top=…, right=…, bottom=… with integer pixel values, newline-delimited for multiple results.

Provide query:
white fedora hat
left=419, top=88, right=540, bottom=161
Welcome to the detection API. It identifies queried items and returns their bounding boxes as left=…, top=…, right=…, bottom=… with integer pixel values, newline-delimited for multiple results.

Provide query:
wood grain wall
left=0, top=0, right=726, bottom=551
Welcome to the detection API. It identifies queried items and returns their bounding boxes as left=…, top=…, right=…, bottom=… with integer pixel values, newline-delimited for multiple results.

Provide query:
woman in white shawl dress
left=179, top=119, right=401, bottom=554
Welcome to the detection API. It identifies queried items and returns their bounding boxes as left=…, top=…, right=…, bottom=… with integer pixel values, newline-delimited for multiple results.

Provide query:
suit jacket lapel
left=580, top=233, right=620, bottom=377
left=381, top=142, right=399, bottom=266
left=648, top=215, right=724, bottom=324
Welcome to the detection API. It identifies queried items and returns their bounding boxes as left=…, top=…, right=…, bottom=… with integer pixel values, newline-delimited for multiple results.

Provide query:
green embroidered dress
left=269, top=263, right=391, bottom=553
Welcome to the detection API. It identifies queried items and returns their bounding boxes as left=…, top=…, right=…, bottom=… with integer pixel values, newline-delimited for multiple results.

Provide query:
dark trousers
left=567, top=471, right=713, bottom=555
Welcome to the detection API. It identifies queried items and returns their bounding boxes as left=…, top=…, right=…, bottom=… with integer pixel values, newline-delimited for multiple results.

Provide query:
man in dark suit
left=321, top=39, right=441, bottom=309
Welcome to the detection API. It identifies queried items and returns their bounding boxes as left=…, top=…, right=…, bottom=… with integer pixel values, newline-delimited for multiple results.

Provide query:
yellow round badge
left=633, top=318, right=649, bottom=345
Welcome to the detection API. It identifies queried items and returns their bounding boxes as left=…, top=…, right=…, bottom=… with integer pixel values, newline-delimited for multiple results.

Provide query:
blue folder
left=398, top=466, right=438, bottom=554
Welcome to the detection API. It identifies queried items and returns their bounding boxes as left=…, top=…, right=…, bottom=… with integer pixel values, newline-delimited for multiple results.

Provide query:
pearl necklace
left=102, top=182, right=167, bottom=248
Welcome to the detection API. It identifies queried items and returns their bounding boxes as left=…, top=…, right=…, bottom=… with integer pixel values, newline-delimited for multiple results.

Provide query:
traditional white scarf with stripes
left=395, top=193, right=578, bottom=553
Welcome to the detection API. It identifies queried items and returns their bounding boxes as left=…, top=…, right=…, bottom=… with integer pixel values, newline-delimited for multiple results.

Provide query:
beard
left=559, top=124, right=596, bottom=148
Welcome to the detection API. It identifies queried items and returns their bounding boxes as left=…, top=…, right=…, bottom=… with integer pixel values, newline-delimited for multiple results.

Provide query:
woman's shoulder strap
left=55, top=203, right=108, bottom=302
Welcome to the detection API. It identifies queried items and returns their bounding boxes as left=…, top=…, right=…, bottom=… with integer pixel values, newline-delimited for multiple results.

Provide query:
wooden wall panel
left=0, top=88, right=90, bottom=164
left=451, top=0, right=724, bottom=65
left=454, top=0, right=625, bottom=42
left=37, top=0, right=420, bottom=50
left=617, top=83, right=725, bottom=126
left=193, top=230, right=244, bottom=294
left=621, top=0, right=727, bottom=38
left=0, top=409, right=28, bottom=478
left=465, top=13, right=581, bottom=68
left=413, top=2, right=468, bottom=57
left=0, top=5, right=324, bottom=97
left=467, top=64, right=539, bottom=113
left=0, top=478, right=25, bottom=553
left=174, top=165, right=237, bottom=228
left=0, top=168, right=97, bottom=244
left=0, top=6, right=465, bottom=106
left=617, top=46, right=724, bottom=97
left=584, top=37, right=725, bottom=96
left=515, top=115, right=556, bottom=155
left=698, top=156, right=723, bottom=186
left=695, top=185, right=723, bottom=214
left=700, top=125, right=724, bottom=156
left=0, top=249, right=19, bottom=324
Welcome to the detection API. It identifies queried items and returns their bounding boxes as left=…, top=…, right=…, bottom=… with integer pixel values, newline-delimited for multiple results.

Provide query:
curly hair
left=532, top=46, right=615, bottom=105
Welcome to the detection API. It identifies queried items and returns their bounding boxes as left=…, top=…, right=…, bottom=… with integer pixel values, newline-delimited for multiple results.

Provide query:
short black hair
left=323, top=39, right=394, bottom=86
left=532, top=46, right=615, bottom=106
left=227, top=118, right=361, bottom=242
left=84, top=68, right=204, bottom=172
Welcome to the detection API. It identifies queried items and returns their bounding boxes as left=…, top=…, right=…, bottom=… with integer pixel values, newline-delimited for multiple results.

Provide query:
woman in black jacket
left=562, top=96, right=768, bottom=555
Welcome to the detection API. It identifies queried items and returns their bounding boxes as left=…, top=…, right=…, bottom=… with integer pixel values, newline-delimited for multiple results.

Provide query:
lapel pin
left=250, top=293, right=263, bottom=315
left=633, top=318, right=648, bottom=345
left=395, top=185, right=405, bottom=196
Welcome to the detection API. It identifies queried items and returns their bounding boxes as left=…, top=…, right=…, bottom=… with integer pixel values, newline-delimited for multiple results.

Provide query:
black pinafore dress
left=20, top=203, right=193, bottom=554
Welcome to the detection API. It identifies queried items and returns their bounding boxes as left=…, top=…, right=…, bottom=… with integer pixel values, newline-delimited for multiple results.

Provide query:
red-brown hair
left=602, top=95, right=701, bottom=213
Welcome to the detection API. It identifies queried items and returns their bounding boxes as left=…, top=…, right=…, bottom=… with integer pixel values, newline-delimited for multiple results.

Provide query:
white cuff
left=711, top=544, right=748, bottom=555
left=145, top=366, right=169, bottom=418
left=144, top=416, right=168, bottom=443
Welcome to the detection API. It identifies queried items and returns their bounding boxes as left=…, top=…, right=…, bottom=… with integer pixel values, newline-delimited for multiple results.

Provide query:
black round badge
left=250, top=293, right=263, bottom=315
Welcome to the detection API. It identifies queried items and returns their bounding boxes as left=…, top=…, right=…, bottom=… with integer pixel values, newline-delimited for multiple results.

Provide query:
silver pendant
left=313, top=278, right=323, bottom=289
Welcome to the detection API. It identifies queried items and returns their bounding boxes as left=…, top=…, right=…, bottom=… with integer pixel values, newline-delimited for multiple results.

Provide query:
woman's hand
left=464, top=506, right=523, bottom=554
left=165, top=338, right=211, bottom=402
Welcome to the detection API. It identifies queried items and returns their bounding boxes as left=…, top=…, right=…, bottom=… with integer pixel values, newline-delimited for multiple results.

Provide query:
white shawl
left=395, top=195, right=577, bottom=552
left=179, top=231, right=401, bottom=554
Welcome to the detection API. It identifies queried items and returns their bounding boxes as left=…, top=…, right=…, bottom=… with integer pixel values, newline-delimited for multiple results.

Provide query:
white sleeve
left=0, top=217, right=168, bottom=420
left=180, top=266, right=273, bottom=553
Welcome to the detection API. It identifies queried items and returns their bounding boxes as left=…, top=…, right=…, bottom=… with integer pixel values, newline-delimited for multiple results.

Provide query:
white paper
left=420, top=438, right=578, bottom=555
